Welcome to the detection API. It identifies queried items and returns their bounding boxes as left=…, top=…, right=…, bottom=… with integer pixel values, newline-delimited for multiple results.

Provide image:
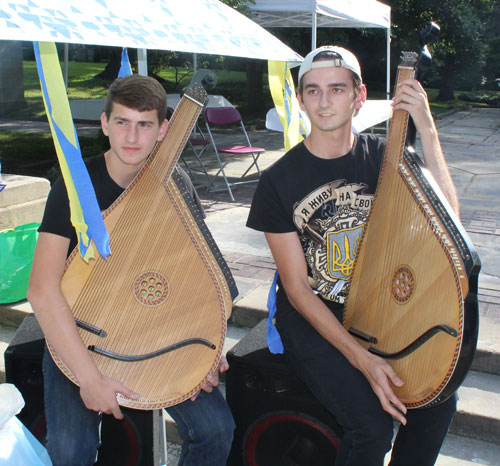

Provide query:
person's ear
left=356, top=85, right=367, bottom=110
left=156, top=118, right=169, bottom=142
left=297, top=91, right=306, bottom=111
left=100, top=112, right=109, bottom=136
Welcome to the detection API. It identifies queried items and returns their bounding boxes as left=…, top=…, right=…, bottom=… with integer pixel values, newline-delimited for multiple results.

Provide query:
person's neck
left=304, top=127, right=355, bottom=160
left=104, top=151, right=143, bottom=189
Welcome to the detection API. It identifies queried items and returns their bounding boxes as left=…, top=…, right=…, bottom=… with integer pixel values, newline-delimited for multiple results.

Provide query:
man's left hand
left=392, top=78, right=433, bottom=130
left=190, top=355, right=230, bottom=401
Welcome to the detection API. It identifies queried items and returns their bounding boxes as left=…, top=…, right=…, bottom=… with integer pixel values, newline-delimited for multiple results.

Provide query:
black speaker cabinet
left=226, top=319, right=342, bottom=466
left=4, top=314, right=165, bottom=466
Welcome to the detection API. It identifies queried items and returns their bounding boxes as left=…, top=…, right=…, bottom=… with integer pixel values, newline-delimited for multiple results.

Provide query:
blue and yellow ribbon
left=33, top=41, right=110, bottom=261
left=268, top=61, right=308, bottom=151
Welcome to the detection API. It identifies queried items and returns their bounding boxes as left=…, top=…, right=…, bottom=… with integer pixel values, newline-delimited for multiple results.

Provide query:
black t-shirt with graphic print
left=247, top=134, right=385, bottom=315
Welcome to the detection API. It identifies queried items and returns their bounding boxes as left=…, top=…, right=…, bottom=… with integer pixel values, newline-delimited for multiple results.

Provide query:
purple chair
left=202, top=107, right=265, bottom=201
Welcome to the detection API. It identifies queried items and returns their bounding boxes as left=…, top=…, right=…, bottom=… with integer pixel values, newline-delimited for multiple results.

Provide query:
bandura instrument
left=49, top=86, right=237, bottom=409
left=344, top=52, right=480, bottom=408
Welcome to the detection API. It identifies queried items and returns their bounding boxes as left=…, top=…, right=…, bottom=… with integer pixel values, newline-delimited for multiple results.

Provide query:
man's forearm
left=418, top=124, right=460, bottom=215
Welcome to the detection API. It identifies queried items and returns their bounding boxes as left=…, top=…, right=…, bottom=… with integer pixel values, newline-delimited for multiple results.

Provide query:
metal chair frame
left=202, top=107, right=264, bottom=201
left=168, top=106, right=212, bottom=188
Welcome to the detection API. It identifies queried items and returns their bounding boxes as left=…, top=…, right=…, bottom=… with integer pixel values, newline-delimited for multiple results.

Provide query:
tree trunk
left=95, top=47, right=122, bottom=80
left=246, top=60, right=264, bottom=112
left=0, top=41, right=27, bottom=117
left=437, top=56, right=456, bottom=101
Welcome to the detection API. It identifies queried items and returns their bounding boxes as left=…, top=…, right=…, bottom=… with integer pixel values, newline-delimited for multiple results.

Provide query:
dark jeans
left=276, top=307, right=457, bottom=466
left=43, top=349, right=235, bottom=466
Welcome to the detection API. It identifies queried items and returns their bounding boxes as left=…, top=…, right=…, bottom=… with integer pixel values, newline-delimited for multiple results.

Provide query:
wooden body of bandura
left=48, top=86, right=238, bottom=410
left=343, top=53, right=481, bottom=408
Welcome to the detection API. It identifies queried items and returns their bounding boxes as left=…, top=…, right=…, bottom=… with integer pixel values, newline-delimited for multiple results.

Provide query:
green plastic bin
left=0, top=222, right=40, bottom=304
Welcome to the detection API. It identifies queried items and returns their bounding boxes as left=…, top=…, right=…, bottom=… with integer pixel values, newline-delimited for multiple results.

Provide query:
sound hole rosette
left=243, top=411, right=340, bottom=466
left=391, top=265, right=416, bottom=304
left=133, top=271, right=169, bottom=307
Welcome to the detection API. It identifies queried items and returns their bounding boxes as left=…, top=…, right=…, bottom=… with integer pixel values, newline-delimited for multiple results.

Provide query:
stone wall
left=0, top=174, right=50, bottom=230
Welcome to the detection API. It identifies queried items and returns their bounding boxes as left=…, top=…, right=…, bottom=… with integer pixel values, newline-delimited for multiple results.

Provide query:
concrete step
left=164, top=431, right=500, bottom=466
left=0, top=300, right=32, bottom=384
left=473, top=285, right=500, bottom=377
left=435, top=432, right=500, bottom=465
left=450, top=370, right=500, bottom=445
left=0, top=174, right=49, bottom=230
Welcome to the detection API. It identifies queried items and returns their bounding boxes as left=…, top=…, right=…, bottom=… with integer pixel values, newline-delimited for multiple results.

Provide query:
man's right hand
left=357, top=351, right=407, bottom=425
left=79, top=374, right=140, bottom=420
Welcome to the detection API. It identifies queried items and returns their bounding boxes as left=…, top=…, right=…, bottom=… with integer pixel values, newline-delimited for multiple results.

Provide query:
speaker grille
left=226, top=320, right=342, bottom=465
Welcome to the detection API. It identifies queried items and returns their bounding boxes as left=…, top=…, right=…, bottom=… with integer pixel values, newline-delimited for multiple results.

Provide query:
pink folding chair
left=167, top=106, right=211, bottom=188
left=202, top=107, right=265, bottom=201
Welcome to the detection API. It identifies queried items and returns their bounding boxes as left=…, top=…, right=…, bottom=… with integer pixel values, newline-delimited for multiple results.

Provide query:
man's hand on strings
left=357, top=351, right=408, bottom=425
left=79, top=373, right=140, bottom=420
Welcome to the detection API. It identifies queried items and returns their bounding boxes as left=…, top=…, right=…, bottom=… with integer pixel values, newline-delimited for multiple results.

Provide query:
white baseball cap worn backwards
left=298, top=46, right=362, bottom=83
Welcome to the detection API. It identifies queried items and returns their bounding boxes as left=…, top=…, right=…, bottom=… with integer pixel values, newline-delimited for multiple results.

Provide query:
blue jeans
left=43, top=349, right=235, bottom=466
left=276, top=306, right=457, bottom=466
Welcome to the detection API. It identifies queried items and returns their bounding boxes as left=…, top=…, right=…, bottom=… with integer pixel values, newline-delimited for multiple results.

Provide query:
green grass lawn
left=0, top=130, right=109, bottom=182
left=19, top=61, right=110, bottom=117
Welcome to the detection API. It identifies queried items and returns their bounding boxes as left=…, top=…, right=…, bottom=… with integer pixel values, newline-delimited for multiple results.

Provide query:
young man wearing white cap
left=247, top=46, right=459, bottom=465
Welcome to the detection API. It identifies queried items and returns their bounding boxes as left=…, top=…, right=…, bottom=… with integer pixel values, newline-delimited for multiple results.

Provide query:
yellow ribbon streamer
left=268, top=61, right=305, bottom=152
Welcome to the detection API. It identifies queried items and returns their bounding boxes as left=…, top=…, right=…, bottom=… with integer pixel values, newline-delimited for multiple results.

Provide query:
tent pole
left=386, top=28, right=391, bottom=133
left=138, top=48, right=148, bottom=76
left=64, top=43, right=69, bottom=90
left=386, top=28, right=390, bottom=99
left=312, top=12, right=317, bottom=50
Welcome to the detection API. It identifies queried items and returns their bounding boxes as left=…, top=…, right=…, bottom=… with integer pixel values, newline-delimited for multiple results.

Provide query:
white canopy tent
left=0, top=0, right=303, bottom=65
left=248, top=0, right=391, bottom=97
left=1, top=0, right=303, bottom=118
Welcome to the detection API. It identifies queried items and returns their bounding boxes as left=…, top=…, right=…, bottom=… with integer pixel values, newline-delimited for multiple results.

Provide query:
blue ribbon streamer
left=266, top=270, right=284, bottom=354
left=118, top=48, right=132, bottom=77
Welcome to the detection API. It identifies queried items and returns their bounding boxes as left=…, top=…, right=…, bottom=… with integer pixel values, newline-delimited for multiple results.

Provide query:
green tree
left=482, top=1, right=500, bottom=88
left=221, top=0, right=266, bottom=112
left=387, top=0, right=496, bottom=100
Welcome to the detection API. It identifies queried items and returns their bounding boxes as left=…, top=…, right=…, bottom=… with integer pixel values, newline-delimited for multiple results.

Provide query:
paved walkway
left=0, top=117, right=101, bottom=138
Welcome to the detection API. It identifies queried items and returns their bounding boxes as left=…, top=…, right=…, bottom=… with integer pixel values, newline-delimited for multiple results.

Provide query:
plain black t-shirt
left=39, top=154, right=204, bottom=257
left=39, top=154, right=123, bottom=255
